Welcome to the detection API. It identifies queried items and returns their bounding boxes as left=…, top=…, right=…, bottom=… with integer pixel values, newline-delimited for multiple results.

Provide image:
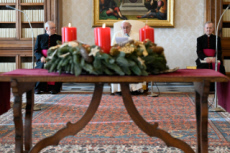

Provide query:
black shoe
left=115, top=92, right=122, bottom=96
left=120, top=16, right=127, bottom=20
left=131, top=91, right=143, bottom=95
left=209, top=88, right=215, bottom=93
left=35, top=89, right=41, bottom=94
left=50, top=90, right=58, bottom=94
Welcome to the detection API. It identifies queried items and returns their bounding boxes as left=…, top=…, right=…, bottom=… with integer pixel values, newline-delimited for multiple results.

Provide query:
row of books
left=22, top=28, right=44, bottom=38
left=21, top=0, right=44, bottom=3
left=0, top=0, right=15, bottom=3
left=0, top=62, right=33, bottom=72
left=223, top=10, right=230, bottom=21
left=0, top=28, right=44, bottom=38
left=22, top=62, right=33, bottom=69
left=0, top=28, right=16, bottom=38
left=0, top=0, right=43, bottom=3
left=21, top=10, right=44, bottom=22
left=223, top=0, right=230, bottom=2
left=224, top=60, right=230, bottom=72
left=222, top=28, right=230, bottom=37
left=0, top=10, right=16, bottom=22
left=0, top=63, right=16, bottom=72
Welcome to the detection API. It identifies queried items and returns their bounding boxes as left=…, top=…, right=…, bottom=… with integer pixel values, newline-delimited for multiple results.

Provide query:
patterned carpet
left=0, top=93, right=230, bottom=153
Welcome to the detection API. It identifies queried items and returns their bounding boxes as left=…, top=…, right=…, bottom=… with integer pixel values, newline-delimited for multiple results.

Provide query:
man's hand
left=204, top=57, right=215, bottom=63
left=158, top=0, right=163, bottom=7
left=150, top=0, right=153, bottom=5
left=211, top=57, right=216, bottom=63
left=41, top=56, right=46, bottom=63
left=109, top=8, right=114, bottom=13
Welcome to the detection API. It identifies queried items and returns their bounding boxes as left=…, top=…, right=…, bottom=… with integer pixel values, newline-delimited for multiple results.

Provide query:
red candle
left=94, top=24, right=111, bottom=54
left=139, top=25, right=155, bottom=43
left=94, top=29, right=98, bottom=46
left=62, top=23, right=77, bottom=43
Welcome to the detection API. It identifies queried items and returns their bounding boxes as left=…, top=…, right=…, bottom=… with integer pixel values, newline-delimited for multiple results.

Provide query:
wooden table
left=0, top=69, right=228, bottom=153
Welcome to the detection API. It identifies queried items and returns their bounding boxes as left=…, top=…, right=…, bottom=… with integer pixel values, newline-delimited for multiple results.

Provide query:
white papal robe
left=111, top=30, right=145, bottom=94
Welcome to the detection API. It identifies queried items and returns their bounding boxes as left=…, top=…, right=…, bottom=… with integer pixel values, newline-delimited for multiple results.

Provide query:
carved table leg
left=11, top=79, right=35, bottom=153
left=120, top=83, right=195, bottom=153
left=29, top=83, right=104, bottom=153
left=194, top=81, right=210, bottom=153
left=25, top=89, right=34, bottom=152
left=195, top=90, right=201, bottom=153
left=12, top=93, right=23, bottom=153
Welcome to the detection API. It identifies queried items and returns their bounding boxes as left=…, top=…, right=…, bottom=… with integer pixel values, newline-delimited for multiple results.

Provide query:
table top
left=0, top=68, right=229, bottom=83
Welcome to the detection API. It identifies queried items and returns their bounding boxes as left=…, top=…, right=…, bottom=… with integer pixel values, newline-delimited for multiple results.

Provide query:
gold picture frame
left=93, top=0, right=174, bottom=27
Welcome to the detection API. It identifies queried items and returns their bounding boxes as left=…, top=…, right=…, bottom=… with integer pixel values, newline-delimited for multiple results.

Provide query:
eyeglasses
left=122, top=26, right=130, bottom=30
left=49, top=27, right=56, bottom=30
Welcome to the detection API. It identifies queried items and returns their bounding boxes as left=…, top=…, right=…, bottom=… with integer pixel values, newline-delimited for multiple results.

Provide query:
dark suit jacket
left=195, top=34, right=225, bottom=74
left=34, top=33, right=61, bottom=69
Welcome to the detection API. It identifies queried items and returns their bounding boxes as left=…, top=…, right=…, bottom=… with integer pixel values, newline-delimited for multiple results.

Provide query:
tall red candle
left=94, top=24, right=111, bottom=54
left=139, top=25, right=154, bottom=43
left=94, top=29, right=98, bottom=46
left=62, top=23, right=77, bottom=44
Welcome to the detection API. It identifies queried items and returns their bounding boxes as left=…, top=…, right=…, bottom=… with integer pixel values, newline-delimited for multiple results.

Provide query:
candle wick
left=102, top=23, right=106, bottom=28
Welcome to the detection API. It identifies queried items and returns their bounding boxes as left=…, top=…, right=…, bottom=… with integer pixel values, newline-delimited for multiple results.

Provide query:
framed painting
left=93, top=0, right=175, bottom=27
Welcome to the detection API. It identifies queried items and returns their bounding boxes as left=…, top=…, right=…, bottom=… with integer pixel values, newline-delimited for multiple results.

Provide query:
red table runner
left=0, top=82, right=10, bottom=115
left=217, top=82, right=230, bottom=112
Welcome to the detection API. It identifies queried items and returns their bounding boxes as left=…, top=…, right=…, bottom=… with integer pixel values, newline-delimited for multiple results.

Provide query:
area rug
left=0, top=93, right=230, bottom=153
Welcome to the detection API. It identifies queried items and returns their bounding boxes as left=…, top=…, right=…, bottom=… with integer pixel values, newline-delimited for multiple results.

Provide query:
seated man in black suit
left=34, top=21, right=62, bottom=94
left=196, top=21, right=226, bottom=91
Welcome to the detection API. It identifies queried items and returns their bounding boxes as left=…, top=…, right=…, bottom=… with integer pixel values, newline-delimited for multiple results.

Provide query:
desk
left=0, top=69, right=228, bottom=153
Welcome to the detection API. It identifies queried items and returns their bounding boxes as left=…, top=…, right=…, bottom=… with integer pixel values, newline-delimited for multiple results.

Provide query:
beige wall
left=62, top=0, right=205, bottom=69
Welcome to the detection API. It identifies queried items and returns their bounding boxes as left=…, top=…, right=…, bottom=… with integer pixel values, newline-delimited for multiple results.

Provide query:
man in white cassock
left=111, top=21, right=145, bottom=95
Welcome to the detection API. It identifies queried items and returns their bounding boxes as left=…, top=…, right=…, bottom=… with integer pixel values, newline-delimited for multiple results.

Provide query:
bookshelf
left=206, top=0, right=230, bottom=77
left=0, top=0, right=61, bottom=72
